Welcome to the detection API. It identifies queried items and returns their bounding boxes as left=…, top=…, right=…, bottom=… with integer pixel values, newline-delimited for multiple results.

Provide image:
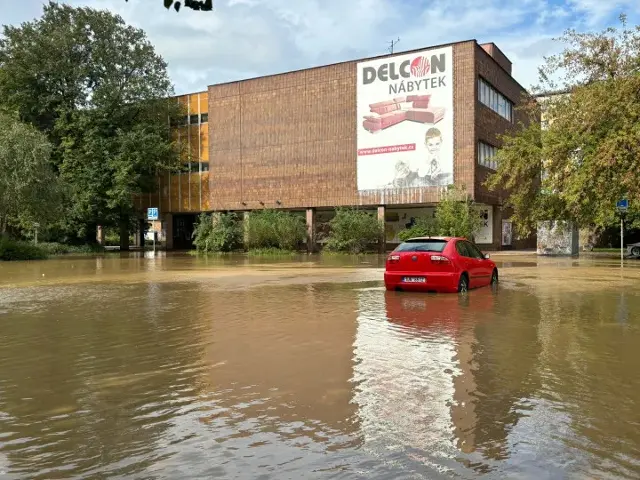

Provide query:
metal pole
left=153, top=230, right=156, bottom=254
left=621, top=216, right=624, bottom=263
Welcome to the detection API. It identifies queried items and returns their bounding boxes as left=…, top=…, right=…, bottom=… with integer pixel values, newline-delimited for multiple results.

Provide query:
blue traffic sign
left=147, top=207, right=159, bottom=220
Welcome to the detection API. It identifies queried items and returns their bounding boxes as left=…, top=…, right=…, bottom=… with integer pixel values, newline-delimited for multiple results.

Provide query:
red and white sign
left=356, top=46, right=454, bottom=192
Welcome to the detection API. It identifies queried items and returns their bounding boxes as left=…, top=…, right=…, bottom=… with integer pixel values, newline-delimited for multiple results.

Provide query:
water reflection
left=0, top=258, right=639, bottom=479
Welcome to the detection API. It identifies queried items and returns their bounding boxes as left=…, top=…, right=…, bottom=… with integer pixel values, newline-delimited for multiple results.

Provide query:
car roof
left=405, top=236, right=465, bottom=242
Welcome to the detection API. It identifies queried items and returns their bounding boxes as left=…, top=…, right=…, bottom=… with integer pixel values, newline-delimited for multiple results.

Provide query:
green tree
left=486, top=14, right=640, bottom=237
left=324, top=208, right=383, bottom=254
left=0, top=2, right=181, bottom=249
left=397, top=186, right=483, bottom=241
left=0, top=113, right=61, bottom=236
left=192, top=212, right=243, bottom=253
left=246, top=210, right=307, bottom=251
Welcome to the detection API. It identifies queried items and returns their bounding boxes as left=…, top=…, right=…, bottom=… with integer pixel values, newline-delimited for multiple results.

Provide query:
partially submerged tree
left=0, top=2, right=182, bottom=248
left=486, top=14, right=640, bottom=237
left=0, top=114, right=61, bottom=236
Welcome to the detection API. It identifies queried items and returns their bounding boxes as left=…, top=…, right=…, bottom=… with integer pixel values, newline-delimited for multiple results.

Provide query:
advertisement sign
left=474, top=206, right=493, bottom=244
left=356, top=46, right=454, bottom=191
left=502, top=220, right=513, bottom=246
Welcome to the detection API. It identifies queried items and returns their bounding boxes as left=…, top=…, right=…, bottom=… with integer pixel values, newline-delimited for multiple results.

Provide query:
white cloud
left=1, top=0, right=639, bottom=94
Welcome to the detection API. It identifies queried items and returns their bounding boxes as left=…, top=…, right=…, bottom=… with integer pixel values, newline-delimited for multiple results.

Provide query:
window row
left=172, top=113, right=209, bottom=126
left=478, top=141, right=498, bottom=170
left=478, top=78, right=513, bottom=122
left=183, top=161, right=210, bottom=173
left=189, top=113, right=208, bottom=124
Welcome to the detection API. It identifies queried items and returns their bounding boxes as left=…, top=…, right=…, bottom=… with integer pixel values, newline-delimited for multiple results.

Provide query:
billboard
left=356, top=46, right=454, bottom=191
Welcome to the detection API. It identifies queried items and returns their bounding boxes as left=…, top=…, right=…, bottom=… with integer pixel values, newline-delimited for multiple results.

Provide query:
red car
left=384, top=236, right=498, bottom=293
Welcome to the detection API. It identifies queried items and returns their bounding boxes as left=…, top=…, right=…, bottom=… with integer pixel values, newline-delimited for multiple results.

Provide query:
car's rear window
left=394, top=240, right=447, bottom=252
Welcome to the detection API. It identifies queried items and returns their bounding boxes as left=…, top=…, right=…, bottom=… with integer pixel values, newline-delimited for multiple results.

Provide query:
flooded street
left=0, top=254, right=639, bottom=479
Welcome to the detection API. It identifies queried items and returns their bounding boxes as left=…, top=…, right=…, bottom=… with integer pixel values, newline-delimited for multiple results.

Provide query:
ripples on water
left=0, top=259, right=639, bottom=479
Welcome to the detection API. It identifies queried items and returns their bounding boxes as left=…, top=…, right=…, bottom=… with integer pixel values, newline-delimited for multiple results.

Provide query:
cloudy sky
left=2, top=0, right=639, bottom=95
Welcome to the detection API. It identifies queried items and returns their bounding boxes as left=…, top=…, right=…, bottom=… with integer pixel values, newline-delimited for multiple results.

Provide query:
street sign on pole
left=147, top=208, right=159, bottom=254
left=617, top=199, right=629, bottom=263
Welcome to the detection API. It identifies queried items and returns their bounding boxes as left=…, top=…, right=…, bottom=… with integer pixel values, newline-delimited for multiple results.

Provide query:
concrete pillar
left=96, top=225, right=105, bottom=245
left=306, top=208, right=316, bottom=253
left=377, top=205, right=386, bottom=254
left=164, top=213, right=173, bottom=250
left=243, top=211, right=250, bottom=247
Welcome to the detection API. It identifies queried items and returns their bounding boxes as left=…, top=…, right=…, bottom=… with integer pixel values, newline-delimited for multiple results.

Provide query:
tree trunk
left=119, top=214, right=130, bottom=251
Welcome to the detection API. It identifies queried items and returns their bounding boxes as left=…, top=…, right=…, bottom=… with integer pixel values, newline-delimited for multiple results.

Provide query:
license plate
left=402, top=276, right=426, bottom=283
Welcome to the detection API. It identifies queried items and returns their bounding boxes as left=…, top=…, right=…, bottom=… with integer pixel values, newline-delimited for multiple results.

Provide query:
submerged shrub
left=324, top=208, right=383, bottom=254
left=0, top=237, right=48, bottom=261
left=397, top=186, right=484, bottom=242
left=192, top=212, right=243, bottom=253
left=397, top=217, right=439, bottom=242
left=38, top=242, right=104, bottom=255
left=246, top=210, right=306, bottom=251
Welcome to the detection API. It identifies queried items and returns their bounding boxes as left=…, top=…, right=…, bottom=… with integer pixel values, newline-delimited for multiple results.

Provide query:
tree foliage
left=487, top=14, right=640, bottom=237
left=192, top=212, right=243, bottom=253
left=0, top=114, right=61, bottom=235
left=397, top=186, right=484, bottom=241
left=324, top=208, right=383, bottom=254
left=246, top=210, right=307, bottom=251
left=0, top=2, right=182, bottom=247
left=125, top=0, right=213, bottom=12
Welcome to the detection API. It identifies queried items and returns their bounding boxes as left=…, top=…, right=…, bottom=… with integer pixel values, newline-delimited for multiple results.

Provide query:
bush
left=397, top=186, right=484, bottom=242
left=0, top=237, right=48, bottom=261
left=246, top=247, right=300, bottom=257
left=246, top=210, right=306, bottom=251
left=324, top=208, right=383, bottom=254
left=398, top=216, right=439, bottom=242
left=192, top=212, right=243, bottom=253
left=38, top=242, right=104, bottom=255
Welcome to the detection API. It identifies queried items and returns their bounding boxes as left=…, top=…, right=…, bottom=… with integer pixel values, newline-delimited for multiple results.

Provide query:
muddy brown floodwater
left=0, top=252, right=639, bottom=479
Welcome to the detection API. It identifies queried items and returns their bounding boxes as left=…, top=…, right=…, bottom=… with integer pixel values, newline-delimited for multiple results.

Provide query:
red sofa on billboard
left=362, top=95, right=446, bottom=134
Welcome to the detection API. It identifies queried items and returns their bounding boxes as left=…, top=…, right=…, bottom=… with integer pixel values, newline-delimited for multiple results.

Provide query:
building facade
left=139, top=40, right=536, bottom=250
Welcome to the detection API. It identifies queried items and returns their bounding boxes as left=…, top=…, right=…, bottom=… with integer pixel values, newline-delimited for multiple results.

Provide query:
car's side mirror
left=484, top=253, right=491, bottom=259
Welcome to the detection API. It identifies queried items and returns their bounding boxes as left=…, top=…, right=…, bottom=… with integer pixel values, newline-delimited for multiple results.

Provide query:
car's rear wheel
left=490, top=268, right=499, bottom=285
left=457, top=273, right=469, bottom=293
left=631, top=246, right=640, bottom=257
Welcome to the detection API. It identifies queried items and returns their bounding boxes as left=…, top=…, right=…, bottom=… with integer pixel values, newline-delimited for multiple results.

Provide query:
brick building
left=138, top=39, right=536, bottom=250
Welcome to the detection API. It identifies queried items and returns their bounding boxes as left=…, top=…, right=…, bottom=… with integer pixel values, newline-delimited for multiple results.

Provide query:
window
left=455, top=241, right=472, bottom=257
left=456, top=241, right=484, bottom=259
left=200, top=162, right=210, bottom=172
left=478, top=141, right=498, bottom=170
left=189, top=114, right=199, bottom=125
left=478, top=77, right=513, bottom=122
left=464, top=241, right=486, bottom=259
left=395, top=239, right=448, bottom=252
left=200, top=113, right=208, bottom=123
left=184, top=162, right=200, bottom=173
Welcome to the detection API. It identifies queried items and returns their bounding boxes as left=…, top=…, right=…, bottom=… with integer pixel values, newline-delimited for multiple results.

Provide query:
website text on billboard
left=357, top=144, right=416, bottom=156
